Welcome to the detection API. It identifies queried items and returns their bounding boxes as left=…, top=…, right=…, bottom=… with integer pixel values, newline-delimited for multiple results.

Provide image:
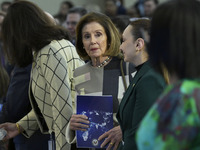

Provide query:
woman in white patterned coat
left=0, top=1, right=84, bottom=150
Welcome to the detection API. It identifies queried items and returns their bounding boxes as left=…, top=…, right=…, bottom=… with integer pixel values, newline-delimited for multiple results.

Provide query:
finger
left=71, top=122, right=89, bottom=129
left=70, top=122, right=90, bottom=131
left=70, top=115, right=89, bottom=124
left=98, top=131, right=109, bottom=141
left=3, top=134, right=10, bottom=141
left=105, top=142, right=115, bottom=150
left=72, top=114, right=88, bottom=120
left=71, top=119, right=90, bottom=125
left=100, top=137, right=111, bottom=148
left=0, top=123, right=6, bottom=129
left=113, top=142, right=119, bottom=150
left=72, top=127, right=87, bottom=131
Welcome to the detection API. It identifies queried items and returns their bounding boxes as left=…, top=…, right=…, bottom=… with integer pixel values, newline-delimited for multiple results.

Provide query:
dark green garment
left=116, top=61, right=166, bottom=150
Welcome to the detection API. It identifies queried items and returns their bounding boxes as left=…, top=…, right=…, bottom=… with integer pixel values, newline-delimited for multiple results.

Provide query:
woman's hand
left=0, top=123, right=21, bottom=140
left=69, top=114, right=90, bottom=131
left=98, top=125, right=122, bottom=150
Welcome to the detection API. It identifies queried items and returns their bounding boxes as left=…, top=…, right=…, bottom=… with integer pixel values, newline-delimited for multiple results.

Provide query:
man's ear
left=136, top=38, right=145, bottom=51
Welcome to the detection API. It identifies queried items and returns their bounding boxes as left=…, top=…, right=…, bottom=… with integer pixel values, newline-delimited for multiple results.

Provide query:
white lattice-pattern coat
left=17, top=39, right=84, bottom=150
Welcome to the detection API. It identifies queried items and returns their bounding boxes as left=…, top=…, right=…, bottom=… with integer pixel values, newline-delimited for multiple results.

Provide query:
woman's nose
left=90, top=35, right=96, bottom=44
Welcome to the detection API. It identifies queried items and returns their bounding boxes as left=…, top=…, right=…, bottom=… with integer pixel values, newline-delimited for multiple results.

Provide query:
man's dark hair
left=143, top=0, right=159, bottom=5
left=62, top=1, right=73, bottom=9
left=67, top=7, right=87, bottom=17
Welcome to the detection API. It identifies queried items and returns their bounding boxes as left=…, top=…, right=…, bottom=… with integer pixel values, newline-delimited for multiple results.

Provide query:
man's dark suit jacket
left=117, top=62, right=166, bottom=150
left=2, top=64, right=49, bottom=150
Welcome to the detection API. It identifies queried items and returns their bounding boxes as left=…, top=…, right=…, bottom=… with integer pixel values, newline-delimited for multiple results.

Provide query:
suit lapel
left=119, top=62, right=151, bottom=118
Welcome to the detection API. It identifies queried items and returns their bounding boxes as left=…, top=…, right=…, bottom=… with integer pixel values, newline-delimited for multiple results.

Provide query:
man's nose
left=66, top=22, right=76, bottom=29
left=67, top=23, right=73, bottom=29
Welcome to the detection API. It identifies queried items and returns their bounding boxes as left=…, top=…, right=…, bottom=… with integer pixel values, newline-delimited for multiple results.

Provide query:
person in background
left=136, top=0, right=200, bottom=149
left=105, top=0, right=126, bottom=19
left=0, top=11, right=5, bottom=33
left=105, top=0, right=118, bottom=18
left=0, top=55, right=9, bottom=122
left=64, top=7, right=87, bottom=45
left=0, top=56, right=9, bottom=150
left=0, top=9, right=15, bottom=150
left=54, top=0, right=74, bottom=25
left=111, top=15, right=130, bottom=39
left=84, top=3, right=101, bottom=13
left=0, top=1, right=11, bottom=13
left=0, top=11, right=6, bottom=67
left=0, top=10, right=14, bottom=77
left=65, top=12, right=135, bottom=150
left=1, top=63, right=50, bottom=150
left=0, top=1, right=84, bottom=150
left=116, top=18, right=166, bottom=150
left=143, top=0, right=158, bottom=18
left=126, top=2, right=141, bottom=18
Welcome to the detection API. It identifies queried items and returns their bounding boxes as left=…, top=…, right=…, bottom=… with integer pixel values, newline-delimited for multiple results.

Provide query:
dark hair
left=62, top=1, right=73, bottom=9
left=129, top=18, right=151, bottom=43
left=2, top=0, right=70, bottom=67
left=67, top=7, right=87, bottom=17
left=76, top=12, right=121, bottom=61
left=111, top=15, right=130, bottom=35
left=0, top=57, right=9, bottom=97
left=149, top=0, right=200, bottom=79
left=144, top=0, right=159, bottom=5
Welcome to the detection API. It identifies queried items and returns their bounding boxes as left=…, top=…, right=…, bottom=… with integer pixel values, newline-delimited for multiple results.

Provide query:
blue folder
left=76, top=95, right=113, bottom=148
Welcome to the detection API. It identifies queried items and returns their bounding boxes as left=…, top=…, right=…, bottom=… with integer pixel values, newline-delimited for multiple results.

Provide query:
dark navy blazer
left=2, top=64, right=49, bottom=150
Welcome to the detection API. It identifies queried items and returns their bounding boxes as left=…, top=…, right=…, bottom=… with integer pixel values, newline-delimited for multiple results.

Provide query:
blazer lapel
left=119, top=62, right=151, bottom=118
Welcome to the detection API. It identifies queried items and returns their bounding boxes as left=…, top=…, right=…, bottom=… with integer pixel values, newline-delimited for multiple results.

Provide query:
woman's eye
left=96, top=32, right=102, bottom=37
left=83, top=34, right=90, bottom=39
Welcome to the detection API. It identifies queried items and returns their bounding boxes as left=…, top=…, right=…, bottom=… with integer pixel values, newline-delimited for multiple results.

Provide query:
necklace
left=92, top=56, right=111, bottom=68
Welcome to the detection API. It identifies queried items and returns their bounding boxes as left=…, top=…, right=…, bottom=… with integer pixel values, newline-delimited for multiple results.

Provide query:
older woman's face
left=82, top=21, right=107, bottom=59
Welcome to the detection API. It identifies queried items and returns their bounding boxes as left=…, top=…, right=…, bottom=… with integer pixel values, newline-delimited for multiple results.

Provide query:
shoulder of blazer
left=119, top=62, right=152, bottom=106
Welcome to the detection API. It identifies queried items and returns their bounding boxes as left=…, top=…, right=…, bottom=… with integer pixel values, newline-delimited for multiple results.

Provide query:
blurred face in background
left=66, top=13, right=81, bottom=39
left=105, top=0, right=117, bottom=16
left=59, top=3, right=70, bottom=15
left=82, top=22, right=107, bottom=60
left=0, top=13, right=5, bottom=36
left=144, top=0, right=157, bottom=17
left=1, top=3, right=10, bottom=13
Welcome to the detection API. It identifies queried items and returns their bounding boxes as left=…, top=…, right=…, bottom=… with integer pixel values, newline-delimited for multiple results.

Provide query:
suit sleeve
left=4, top=65, right=32, bottom=122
